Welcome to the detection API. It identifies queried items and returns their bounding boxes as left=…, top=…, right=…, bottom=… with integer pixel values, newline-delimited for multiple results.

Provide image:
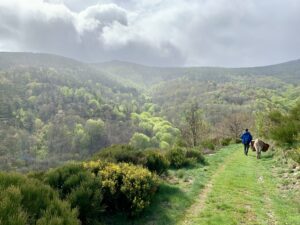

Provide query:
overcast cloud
left=0, top=0, right=299, bottom=67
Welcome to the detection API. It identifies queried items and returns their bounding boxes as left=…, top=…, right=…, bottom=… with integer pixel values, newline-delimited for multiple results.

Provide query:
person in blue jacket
left=240, top=128, right=252, bottom=156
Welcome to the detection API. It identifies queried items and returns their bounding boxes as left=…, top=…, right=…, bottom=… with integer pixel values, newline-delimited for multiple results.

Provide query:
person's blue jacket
left=240, top=131, right=252, bottom=144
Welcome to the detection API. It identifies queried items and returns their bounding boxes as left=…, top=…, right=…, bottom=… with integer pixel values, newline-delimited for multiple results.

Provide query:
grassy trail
left=179, top=145, right=300, bottom=225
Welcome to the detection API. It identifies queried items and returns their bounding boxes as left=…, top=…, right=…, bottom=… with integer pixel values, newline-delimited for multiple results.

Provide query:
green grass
left=102, top=145, right=300, bottom=225
left=187, top=147, right=300, bottom=225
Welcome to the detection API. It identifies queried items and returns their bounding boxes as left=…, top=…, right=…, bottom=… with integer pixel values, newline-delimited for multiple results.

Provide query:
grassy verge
left=102, top=145, right=239, bottom=225
left=187, top=147, right=300, bottom=225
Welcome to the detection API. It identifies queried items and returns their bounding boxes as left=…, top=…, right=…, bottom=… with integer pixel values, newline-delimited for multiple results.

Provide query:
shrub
left=167, top=147, right=188, bottom=168
left=144, top=149, right=170, bottom=175
left=185, top=148, right=205, bottom=164
left=0, top=172, right=79, bottom=225
left=92, top=144, right=146, bottom=165
left=268, top=104, right=300, bottom=146
left=43, top=164, right=103, bottom=224
left=93, top=145, right=170, bottom=175
left=234, top=138, right=242, bottom=144
left=220, top=138, right=232, bottom=146
left=201, top=139, right=216, bottom=150
left=84, top=161, right=159, bottom=215
left=270, top=121, right=298, bottom=146
left=166, top=147, right=206, bottom=168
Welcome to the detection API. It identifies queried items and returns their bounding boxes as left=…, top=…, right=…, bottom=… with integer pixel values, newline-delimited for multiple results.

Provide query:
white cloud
left=0, top=0, right=300, bottom=66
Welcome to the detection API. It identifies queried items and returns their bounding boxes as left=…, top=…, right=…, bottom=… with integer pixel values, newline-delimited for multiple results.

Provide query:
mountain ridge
left=1, top=52, right=299, bottom=87
left=1, top=51, right=300, bottom=70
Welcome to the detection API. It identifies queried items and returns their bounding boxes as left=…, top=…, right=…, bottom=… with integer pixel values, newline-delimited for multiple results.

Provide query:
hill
left=95, top=59, right=300, bottom=124
left=0, top=52, right=145, bottom=171
left=0, top=52, right=299, bottom=171
left=95, top=58, right=300, bottom=87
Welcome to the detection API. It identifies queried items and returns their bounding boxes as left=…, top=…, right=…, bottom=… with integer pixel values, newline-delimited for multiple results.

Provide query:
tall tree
left=182, top=102, right=209, bottom=147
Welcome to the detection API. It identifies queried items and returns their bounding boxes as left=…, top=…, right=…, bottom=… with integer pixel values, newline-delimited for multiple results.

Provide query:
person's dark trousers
left=244, top=143, right=249, bottom=155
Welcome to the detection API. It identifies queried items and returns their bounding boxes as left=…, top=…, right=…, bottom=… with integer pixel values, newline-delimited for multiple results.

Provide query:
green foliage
left=167, top=147, right=205, bottom=168
left=72, top=124, right=90, bottom=150
left=93, top=145, right=170, bottom=175
left=144, top=149, right=170, bottom=175
left=93, top=144, right=146, bottom=165
left=0, top=186, right=27, bottom=225
left=0, top=54, right=144, bottom=171
left=0, top=172, right=79, bottom=225
left=201, top=139, right=216, bottom=150
left=130, top=132, right=151, bottom=149
left=185, top=148, right=205, bottom=164
left=130, top=111, right=180, bottom=149
left=159, top=141, right=170, bottom=149
left=167, top=148, right=188, bottom=168
left=2, top=53, right=299, bottom=173
left=84, top=161, right=159, bottom=215
left=220, top=138, right=232, bottom=146
left=267, top=103, right=300, bottom=146
left=43, top=164, right=103, bottom=224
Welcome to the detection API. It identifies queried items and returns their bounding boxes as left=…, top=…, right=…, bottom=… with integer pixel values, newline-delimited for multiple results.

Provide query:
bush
left=84, top=161, right=159, bottom=215
left=220, top=138, right=232, bottom=146
left=43, top=164, right=103, bottom=224
left=270, top=121, right=298, bottom=146
left=268, top=104, right=300, bottom=146
left=185, top=148, right=205, bottom=164
left=167, top=147, right=206, bottom=168
left=167, top=148, right=188, bottom=168
left=92, top=144, right=146, bottom=165
left=0, top=172, right=79, bottom=225
left=201, top=139, right=216, bottom=150
left=144, top=149, right=170, bottom=175
left=93, top=145, right=170, bottom=175
left=234, top=138, right=242, bottom=144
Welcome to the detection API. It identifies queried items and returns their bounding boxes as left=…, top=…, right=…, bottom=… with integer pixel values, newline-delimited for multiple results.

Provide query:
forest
left=0, top=52, right=299, bottom=224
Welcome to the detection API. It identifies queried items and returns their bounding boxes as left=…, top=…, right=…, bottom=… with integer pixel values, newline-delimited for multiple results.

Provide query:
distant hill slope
left=0, top=52, right=138, bottom=95
left=1, top=52, right=299, bottom=86
left=0, top=52, right=82, bottom=69
left=95, top=58, right=300, bottom=86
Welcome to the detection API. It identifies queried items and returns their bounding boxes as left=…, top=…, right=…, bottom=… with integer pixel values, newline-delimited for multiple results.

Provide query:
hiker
left=240, top=128, right=252, bottom=156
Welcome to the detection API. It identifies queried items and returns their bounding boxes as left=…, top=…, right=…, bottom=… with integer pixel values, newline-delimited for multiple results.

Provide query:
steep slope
left=0, top=52, right=144, bottom=171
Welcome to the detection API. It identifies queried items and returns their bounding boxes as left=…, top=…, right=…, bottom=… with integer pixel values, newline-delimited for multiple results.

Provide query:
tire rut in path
left=179, top=151, right=237, bottom=225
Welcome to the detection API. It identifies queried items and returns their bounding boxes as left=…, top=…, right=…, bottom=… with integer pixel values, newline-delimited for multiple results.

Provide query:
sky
left=0, top=0, right=300, bottom=67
